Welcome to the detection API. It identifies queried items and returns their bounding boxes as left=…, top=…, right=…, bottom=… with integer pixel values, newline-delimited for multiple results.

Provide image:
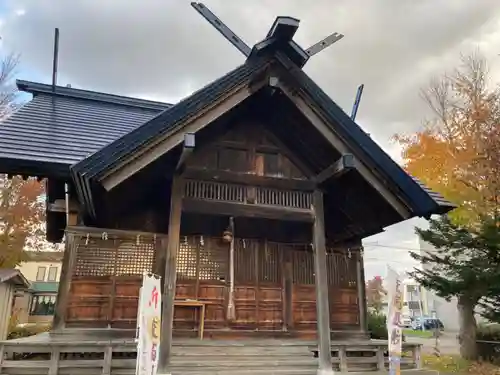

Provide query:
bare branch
left=0, top=52, right=21, bottom=120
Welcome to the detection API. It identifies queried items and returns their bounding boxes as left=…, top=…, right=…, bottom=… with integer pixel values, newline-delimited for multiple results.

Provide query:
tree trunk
left=457, top=296, right=477, bottom=360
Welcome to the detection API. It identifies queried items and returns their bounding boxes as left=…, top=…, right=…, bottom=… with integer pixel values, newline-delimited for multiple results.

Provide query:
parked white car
left=401, top=315, right=412, bottom=328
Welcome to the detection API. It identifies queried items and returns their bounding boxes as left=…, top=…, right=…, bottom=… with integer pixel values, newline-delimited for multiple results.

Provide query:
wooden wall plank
left=66, top=232, right=361, bottom=334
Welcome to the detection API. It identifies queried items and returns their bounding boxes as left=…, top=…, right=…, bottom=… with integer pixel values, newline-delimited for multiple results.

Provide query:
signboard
left=386, top=266, right=403, bottom=375
left=136, top=273, right=162, bottom=375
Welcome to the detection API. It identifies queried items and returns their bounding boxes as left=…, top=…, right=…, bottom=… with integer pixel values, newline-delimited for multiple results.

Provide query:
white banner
left=386, top=266, right=403, bottom=375
left=136, top=273, right=162, bottom=375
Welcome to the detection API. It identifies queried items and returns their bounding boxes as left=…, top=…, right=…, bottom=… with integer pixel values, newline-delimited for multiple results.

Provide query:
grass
left=423, top=354, right=500, bottom=374
left=403, top=328, right=434, bottom=338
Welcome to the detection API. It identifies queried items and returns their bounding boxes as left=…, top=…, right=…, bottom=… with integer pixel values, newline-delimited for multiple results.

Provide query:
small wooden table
left=174, top=300, right=207, bottom=339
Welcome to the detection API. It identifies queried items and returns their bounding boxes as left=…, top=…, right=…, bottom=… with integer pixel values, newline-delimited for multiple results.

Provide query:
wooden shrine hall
left=0, top=8, right=454, bottom=375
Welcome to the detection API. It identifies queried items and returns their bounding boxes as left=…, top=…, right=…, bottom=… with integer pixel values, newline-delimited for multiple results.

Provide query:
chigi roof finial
left=190, top=2, right=344, bottom=68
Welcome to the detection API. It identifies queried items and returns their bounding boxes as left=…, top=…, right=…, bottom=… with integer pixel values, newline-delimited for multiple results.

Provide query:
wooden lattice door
left=233, top=239, right=284, bottom=330
left=257, top=242, right=284, bottom=330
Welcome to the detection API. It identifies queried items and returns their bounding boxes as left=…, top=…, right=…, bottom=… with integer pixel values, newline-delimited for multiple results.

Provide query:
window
left=47, top=267, right=58, bottom=282
left=407, top=285, right=421, bottom=295
left=29, top=295, right=57, bottom=316
left=255, top=152, right=281, bottom=177
left=36, top=266, right=46, bottom=281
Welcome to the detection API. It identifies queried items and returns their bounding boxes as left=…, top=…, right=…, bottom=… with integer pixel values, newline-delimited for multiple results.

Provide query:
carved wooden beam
left=183, top=168, right=316, bottom=191
left=47, top=199, right=79, bottom=213
left=314, top=153, right=355, bottom=185
left=182, top=198, right=314, bottom=222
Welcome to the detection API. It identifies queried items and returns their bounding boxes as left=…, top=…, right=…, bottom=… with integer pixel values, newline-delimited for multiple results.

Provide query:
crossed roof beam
left=191, top=2, right=344, bottom=68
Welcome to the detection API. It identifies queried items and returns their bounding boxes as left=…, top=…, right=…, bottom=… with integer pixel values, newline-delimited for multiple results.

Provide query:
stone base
left=348, top=371, right=439, bottom=375
left=317, top=368, right=335, bottom=375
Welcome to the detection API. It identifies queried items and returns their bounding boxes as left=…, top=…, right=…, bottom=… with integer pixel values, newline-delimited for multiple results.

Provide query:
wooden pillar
left=312, top=190, right=333, bottom=375
left=357, top=248, right=368, bottom=333
left=158, top=176, right=183, bottom=373
left=227, top=217, right=236, bottom=321
left=283, top=253, right=293, bottom=331
left=52, top=227, right=77, bottom=332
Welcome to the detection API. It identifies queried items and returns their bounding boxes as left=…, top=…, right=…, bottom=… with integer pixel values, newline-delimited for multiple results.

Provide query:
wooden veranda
left=0, top=332, right=425, bottom=374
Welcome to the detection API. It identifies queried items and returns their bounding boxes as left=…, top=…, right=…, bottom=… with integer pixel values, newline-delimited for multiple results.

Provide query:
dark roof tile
left=0, top=81, right=169, bottom=176
left=0, top=269, right=30, bottom=287
left=72, top=58, right=269, bottom=181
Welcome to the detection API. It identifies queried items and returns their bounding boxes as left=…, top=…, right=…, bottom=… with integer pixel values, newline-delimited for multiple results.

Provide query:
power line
left=363, top=243, right=423, bottom=252
left=364, top=257, right=420, bottom=266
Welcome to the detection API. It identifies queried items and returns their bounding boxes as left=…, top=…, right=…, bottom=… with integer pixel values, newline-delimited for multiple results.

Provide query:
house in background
left=0, top=269, right=30, bottom=340
left=403, top=278, right=429, bottom=318
left=13, top=251, right=63, bottom=325
left=380, top=277, right=430, bottom=319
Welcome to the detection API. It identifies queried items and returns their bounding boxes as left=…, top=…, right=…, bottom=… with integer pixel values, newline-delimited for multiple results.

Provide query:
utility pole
left=350, top=84, right=364, bottom=121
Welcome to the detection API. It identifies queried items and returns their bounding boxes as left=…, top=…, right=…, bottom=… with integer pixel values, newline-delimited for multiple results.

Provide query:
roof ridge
left=16, top=80, right=173, bottom=111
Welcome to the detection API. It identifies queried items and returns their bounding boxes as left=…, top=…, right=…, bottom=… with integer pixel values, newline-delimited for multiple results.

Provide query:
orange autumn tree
left=0, top=177, right=45, bottom=267
left=366, top=276, right=387, bottom=314
left=0, top=53, right=45, bottom=268
left=395, top=53, right=500, bottom=225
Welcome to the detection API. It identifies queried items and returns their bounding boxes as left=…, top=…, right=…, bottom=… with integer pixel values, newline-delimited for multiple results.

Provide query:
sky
left=2, top=0, right=500, bottom=280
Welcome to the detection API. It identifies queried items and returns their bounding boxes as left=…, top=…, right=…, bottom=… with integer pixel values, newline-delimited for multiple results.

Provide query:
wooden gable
left=187, top=121, right=308, bottom=181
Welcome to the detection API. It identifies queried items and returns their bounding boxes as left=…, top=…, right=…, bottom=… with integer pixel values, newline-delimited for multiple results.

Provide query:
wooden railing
left=255, top=186, right=312, bottom=208
left=184, top=179, right=312, bottom=209
left=0, top=340, right=425, bottom=374
left=310, top=342, right=423, bottom=372
left=184, top=180, right=245, bottom=203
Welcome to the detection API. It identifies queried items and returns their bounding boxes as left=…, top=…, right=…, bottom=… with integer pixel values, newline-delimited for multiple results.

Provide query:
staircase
left=167, top=340, right=317, bottom=374
left=0, top=333, right=433, bottom=374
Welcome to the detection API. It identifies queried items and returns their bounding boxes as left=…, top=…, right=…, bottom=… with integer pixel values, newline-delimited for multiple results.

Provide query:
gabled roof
left=0, top=269, right=30, bottom=288
left=0, top=14, right=456, bottom=241
left=0, top=80, right=170, bottom=177
left=70, top=23, right=454, bottom=221
left=71, top=57, right=270, bottom=216
left=71, top=59, right=269, bottom=182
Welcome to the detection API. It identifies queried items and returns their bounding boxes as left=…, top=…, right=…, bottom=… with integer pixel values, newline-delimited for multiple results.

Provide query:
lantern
left=222, top=228, right=233, bottom=243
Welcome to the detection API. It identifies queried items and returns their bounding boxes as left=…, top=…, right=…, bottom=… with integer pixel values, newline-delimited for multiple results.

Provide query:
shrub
left=368, top=311, right=388, bottom=339
left=476, top=323, right=500, bottom=364
left=7, top=324, right=51, bottom=340
left=477, top=323, right=500, bottom=341
left=7, top=309, right=21, bottom=334
left=367, top=311, right=407, bottom=342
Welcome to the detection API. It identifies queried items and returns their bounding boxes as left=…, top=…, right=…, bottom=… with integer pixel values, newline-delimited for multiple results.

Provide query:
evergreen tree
left=409, top=215, right=500, bottom=360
